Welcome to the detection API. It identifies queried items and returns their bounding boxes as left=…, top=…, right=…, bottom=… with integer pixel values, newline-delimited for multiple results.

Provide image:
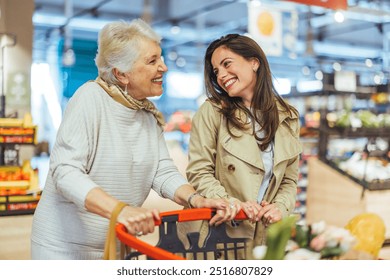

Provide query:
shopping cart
left=115, top=208, right=249, bottom=260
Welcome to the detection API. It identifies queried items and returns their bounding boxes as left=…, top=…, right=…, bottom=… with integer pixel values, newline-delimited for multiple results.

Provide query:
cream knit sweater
left=31, top=82, right=186, bottom=259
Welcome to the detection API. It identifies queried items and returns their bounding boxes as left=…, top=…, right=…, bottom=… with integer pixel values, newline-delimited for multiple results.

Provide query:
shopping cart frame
left=116, top=208, right=249, bottom=260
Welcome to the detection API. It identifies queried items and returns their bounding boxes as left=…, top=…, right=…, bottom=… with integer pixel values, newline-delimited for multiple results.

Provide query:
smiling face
left=120, top=39, right=168, bottom=100
left=211, top=46, right=259, bottom=107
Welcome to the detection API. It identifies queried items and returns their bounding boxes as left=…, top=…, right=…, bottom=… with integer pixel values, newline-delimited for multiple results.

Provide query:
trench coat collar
left=218, top=102, right=301, bottom=170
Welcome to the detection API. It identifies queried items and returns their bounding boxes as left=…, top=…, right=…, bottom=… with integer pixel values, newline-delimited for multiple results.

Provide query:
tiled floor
left=0, top=215, right=34, bottom=259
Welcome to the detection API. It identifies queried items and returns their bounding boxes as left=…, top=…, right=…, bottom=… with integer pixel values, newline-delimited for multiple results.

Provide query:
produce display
left=371, top=92, right=390, bottom=104
left=338, top=152, right=390, bottom=182
left=0, top=114, right=41, bottom=215
left=327, top=110, right=390, bottom=129
left=164, top=110, right=193, bottom=133
left=345, top=213, right=386, bottom=258
left=0, top=160, right=40, bottom=213
left=321, top=107, right=390, bottom=186
left=252, top=213, right=386, bottom=260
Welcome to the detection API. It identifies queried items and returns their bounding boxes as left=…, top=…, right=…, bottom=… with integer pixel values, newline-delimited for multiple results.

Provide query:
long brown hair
left=204, top=34, right=297, bottom=151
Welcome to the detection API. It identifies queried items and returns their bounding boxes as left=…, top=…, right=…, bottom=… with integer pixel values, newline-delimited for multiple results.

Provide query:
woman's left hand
left=258, top=201, right=282, bottom=226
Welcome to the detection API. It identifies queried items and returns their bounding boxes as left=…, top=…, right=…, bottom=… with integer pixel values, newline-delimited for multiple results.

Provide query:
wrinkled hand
left=258, top=201, right=282, bottom=226
left=117, top=206, right=160, bottom=236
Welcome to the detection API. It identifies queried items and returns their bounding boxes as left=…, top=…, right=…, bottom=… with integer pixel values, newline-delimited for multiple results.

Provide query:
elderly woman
left=31, top=19, right=227, bottom=260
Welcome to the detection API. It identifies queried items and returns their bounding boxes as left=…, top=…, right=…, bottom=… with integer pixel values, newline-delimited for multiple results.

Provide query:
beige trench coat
left=179, top=100, right=302, bottom=259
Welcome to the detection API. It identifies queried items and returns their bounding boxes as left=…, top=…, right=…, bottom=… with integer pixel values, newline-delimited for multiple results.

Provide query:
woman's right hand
left=240, top=200, right=263, bottom=223
left=117, top=206, right=160, bottom=236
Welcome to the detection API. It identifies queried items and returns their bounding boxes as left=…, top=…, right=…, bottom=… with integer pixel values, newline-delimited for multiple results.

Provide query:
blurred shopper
left=31, top=19, right=228, bottom=260
left=186, top=34, right=302, bottom=258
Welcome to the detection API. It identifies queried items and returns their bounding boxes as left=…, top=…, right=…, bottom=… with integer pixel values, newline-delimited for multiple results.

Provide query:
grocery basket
left=116, top=208, right=249, bottom=260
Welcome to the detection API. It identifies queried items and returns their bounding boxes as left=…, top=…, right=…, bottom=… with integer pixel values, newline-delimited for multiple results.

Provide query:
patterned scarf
left=94, top=76, right=165, bottom=126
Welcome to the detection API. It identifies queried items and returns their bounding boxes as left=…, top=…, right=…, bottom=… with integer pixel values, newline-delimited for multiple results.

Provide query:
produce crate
left=0, top=161, right=41, bottom=216
left=0, top=189, right=41, bottom=216
left=0, top=163, right=39, bottom=191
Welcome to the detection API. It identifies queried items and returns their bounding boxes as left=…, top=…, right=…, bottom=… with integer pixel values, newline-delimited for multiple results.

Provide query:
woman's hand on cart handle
left=208, top=197, right=243, bottom=226
left=117, top=206, right=160, bottom=236
left=189, top=195, right=236, bottom=226
left=240, top=200, right=264, bottom=223
left=259, top=200, right=282, bottom=226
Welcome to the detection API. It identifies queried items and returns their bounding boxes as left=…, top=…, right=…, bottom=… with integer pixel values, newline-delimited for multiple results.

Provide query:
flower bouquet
left=253, top=213, right=386, bottom=260
left=285, top=220, right=356, bottom=260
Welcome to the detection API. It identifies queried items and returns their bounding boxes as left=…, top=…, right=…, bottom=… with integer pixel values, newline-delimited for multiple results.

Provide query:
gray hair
left=95, top=19, right=161, bottom=84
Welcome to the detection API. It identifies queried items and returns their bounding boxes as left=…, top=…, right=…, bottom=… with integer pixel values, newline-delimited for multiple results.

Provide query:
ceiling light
left=333, top=62, right=341, bottom=71
left=168, top=51, right=178, bottom=61
left=62, top=48, right=76, bottom=67
left=176, top=57, right=186, bottom=68
left=365, top=58, right=373, bottom=68
left=315, top=70, right=323, bottom=80
left=288, top=52, right=297, bottom=59
left=250, top=0, right=261, bottom=8
left=334, top=11, right=345, bottom=23
left=302, top=66, right=311, bottom=76
left=273, top=78, right=291, bottom=95
left=374, top=74, right=383, bottom=84
left=297, top=80, right=323, bottom=93
left=170, top=26, right=181, bottom=34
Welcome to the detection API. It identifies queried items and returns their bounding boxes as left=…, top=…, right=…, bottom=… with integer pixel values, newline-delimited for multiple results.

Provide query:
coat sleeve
left=273, top=116, right=302, bottom=217
left=186, top=101, right=230, bottom=199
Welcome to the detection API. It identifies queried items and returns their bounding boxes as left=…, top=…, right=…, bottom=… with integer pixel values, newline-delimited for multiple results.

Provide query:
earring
left=124, top=84, right=128, bottom=94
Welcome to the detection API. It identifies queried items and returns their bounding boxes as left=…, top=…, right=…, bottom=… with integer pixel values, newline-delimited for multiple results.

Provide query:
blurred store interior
left=0, top=0, right=389, bottom=259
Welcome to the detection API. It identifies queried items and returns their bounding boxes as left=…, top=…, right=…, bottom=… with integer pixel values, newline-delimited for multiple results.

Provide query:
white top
left=31, top=81, right=186, bottom=259
left=254, top=120, right=274, bottom=202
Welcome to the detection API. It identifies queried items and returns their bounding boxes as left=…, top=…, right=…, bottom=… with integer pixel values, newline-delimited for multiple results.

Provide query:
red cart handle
left=156, top=207, right=248, bottom=225
left=115, top=208, right=248, bottom=260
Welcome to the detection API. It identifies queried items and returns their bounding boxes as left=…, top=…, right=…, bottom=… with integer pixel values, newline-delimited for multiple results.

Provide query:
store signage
left=248, top=3, right=283, bottom=57
left=285, top=0, right=347, bottom=10
left=6, top=72, right=30, bottom=109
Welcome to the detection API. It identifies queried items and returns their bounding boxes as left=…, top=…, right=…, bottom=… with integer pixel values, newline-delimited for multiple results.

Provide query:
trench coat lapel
left=220, top=126, right=265, bottom=170
left=273, top=118, right=301, bottom=166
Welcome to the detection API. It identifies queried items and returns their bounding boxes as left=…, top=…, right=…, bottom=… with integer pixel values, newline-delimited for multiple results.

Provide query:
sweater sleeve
left=49, top=84, right=100, bottom=208
left=151, top=127, right=188, bottom=201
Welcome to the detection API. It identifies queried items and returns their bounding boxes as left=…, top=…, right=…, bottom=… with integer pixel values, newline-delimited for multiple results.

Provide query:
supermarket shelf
left=318, top=114, right=390, bottom=191
left=0, top=192, right=41, bottom=216
left=0, top=180, right=30, bottom=189
left=319, top=125, right=390, bottom=139
left=0, top=208, right=36, bottom=216
left=320, top=159, right=390, bottom=191
left=306, top=158, right=390, bottom=240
